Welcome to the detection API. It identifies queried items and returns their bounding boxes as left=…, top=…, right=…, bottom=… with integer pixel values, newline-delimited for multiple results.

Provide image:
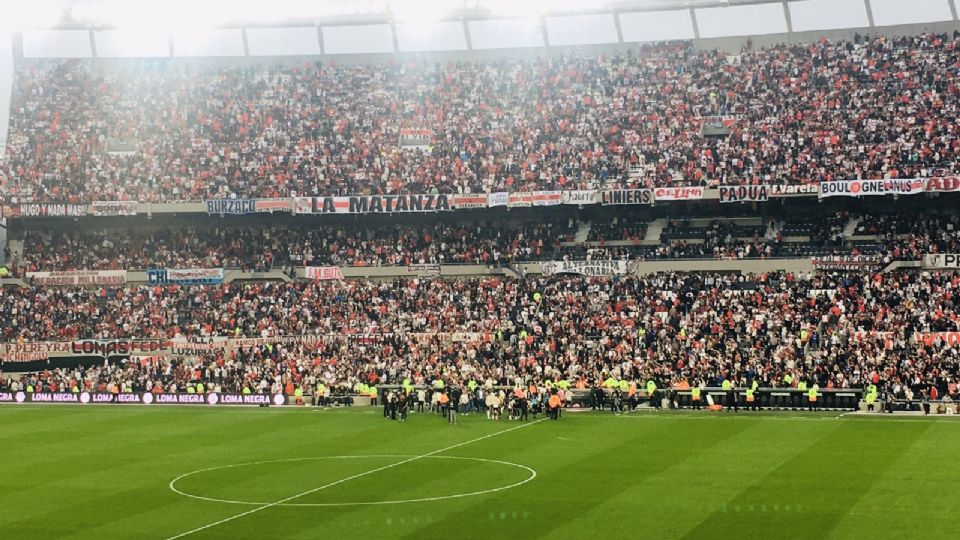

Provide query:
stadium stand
left=4, top=33, right=960, bottom=203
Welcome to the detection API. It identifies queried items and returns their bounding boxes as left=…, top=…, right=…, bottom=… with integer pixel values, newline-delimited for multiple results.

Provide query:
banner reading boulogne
left=147, top=268, right=224, bottom=285
left=540, top=260, right=634, bottom=277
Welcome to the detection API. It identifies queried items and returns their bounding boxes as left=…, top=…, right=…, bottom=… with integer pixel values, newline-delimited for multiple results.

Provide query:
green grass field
left=1, top=406, right=957, bottom=539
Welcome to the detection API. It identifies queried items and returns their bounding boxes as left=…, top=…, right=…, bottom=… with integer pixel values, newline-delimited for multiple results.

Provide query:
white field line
left=164, top=418, right=545, bottom=540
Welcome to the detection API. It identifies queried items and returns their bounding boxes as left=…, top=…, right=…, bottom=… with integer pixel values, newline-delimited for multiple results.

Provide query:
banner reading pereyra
left=540, top=260, right=635, bottom=277
left=90, top=201, right=138, bottom=216
left=923, top=254, right=960, bottom=269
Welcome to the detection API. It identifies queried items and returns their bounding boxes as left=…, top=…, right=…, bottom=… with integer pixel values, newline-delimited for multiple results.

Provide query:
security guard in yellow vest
left=807, top=384, right=819, bottom=411
left=690, top=386, right=702, bottom=410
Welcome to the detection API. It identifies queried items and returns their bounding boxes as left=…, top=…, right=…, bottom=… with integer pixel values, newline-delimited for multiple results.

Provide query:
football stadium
left=1, top=0, right=959, bottom=538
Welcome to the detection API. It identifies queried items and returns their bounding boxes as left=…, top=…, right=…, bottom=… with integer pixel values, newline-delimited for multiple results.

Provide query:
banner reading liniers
left=26, top=270, right=126, bottom=286
left=653, top=187, right=704, bottom=201
left=293, top=194, right=451, bottom=214
left=600, top=189, right=654, bottom=205
left=719, top=185, right=770, bottom=204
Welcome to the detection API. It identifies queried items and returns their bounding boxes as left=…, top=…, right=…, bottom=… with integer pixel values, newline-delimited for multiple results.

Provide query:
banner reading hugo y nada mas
left=147, top=268, right=224, bottom=285
left=540, top=260, right=635, bottom=277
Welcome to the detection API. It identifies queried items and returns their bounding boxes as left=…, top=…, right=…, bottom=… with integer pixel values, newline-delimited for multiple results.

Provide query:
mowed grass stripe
left=679, top=420, right=930, bottom=539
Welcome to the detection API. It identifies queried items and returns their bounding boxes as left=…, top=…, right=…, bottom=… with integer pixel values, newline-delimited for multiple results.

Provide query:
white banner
left=540, top=260, right=634, bottom=277
left=406, top=264, right=441, bottom=276
left=488, top=192, right=509, bottom=208
left=562, top=190, right=598, bottom=205
left=654, top=187, right=704, bottom=201
left=819, top=179, right=927, bottom=198
left=305, top=266, right=344, bottom=280
left=26, top=270, right=126, bottom=286
left=600, top=189, right=653, bottom=205
left=719, top=185, right=769, bottom=204
left=811, top=255, right=882, bottom=271
left=90, top=201, right=138, bottom=216
left=450, top=194, right=488, bottom=210
left=923, top=254, right=960, bottom=269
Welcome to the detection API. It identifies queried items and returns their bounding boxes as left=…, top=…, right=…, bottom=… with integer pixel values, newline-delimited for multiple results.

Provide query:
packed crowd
left=13, top=208, right=960, bottom=273
left=5, top=32, right=960, bottom=203
left=14, top=219, right=576, bottom=272
left=1, top=271, right=958, bottom=402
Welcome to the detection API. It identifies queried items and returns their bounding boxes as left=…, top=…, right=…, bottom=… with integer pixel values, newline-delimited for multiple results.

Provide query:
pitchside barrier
left=376, top=386, right=863, bottom=411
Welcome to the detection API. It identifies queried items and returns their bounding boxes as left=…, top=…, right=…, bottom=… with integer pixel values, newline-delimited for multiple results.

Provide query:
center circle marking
left=169, top=454, right=537, bottom=507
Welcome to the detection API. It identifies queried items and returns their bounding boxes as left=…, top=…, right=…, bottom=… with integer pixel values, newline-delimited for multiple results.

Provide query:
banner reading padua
left=147, top=268, right=224, bottom=285
left=540, top=260, right=635, bottom=277
left=305, top=266, right=344, bottom=280
left=26, top=270, right=126, bottom=286
left=719, top=185, right=769, bottom=204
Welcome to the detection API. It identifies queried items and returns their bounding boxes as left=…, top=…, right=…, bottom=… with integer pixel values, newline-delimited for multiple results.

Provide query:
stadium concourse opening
left=3, top=1, right=960, bottom=537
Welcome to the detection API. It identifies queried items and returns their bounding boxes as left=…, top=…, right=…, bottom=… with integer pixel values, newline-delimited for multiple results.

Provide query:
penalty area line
left=164, top=418, right=545, bottom=539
